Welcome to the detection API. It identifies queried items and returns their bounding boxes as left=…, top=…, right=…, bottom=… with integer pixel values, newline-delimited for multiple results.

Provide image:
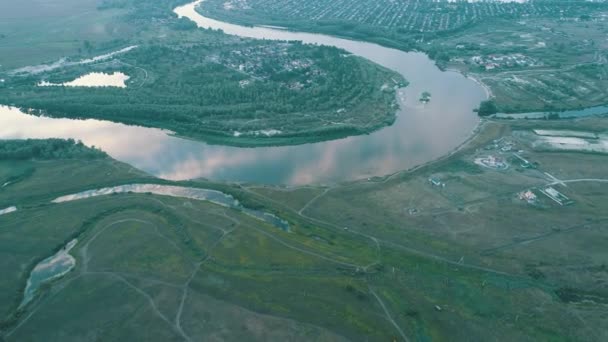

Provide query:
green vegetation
left=476, top=100, right=498, bottom=117
left=419, top=91, right=431, bottom=103
left=2, top=118, right=608, bottom=340
left=2, top=0, right=608, bottom=340
left=434, top=16, right=608, bottom=113
left=0, top=0, right=131, bottom=70
left=0, top=0, right=405, bottom=146
left=0, top=0, right=194, bottom=70
left=0, top=139, right=106, bottom=160
left=1, top=39, right=403, bottom=146
left=201, top=0, right=608, bottom=114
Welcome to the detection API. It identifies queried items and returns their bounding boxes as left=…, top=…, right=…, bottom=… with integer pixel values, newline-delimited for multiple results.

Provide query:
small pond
left=21, top=239, right=77, bottom=307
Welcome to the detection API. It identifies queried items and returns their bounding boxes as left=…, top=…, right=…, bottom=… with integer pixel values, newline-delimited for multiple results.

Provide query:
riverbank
left=2, top=0, right=483, bottom=186
left=199, top=0, right=608, bottom=117
left=4, top=113, right=608, bottom=341
left=206, top=116, right=608, bottom=341
left=0, top=30, right=405, bottom=148
left=443, top=68, right=493, bottom=99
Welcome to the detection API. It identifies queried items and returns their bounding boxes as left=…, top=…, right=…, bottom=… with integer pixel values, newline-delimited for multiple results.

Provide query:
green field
left=2, top=115, right=607, bottom=341
left=0, top=0, right=135, bottom=70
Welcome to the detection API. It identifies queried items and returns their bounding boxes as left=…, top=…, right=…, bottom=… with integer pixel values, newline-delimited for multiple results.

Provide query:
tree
left=476, top=100, right=498, bottom=116
left=83, top=40, right=92, bottom=52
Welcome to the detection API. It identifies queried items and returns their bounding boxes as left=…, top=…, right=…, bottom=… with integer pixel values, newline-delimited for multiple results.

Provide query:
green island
left=2, top=115, right=607, bottom=340
left=419, top=91, right=431, bottom=103
left=201, top=0, right=608, bottom=114
left=0, top=0, right=405, bottom=147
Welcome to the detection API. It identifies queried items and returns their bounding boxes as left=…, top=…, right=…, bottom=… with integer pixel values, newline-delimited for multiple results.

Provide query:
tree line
left=0, top=139, right=107, bottom=160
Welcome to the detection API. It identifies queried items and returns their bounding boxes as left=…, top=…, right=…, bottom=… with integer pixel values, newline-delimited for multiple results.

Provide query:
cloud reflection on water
left=0, top=1, right=485, bottom=185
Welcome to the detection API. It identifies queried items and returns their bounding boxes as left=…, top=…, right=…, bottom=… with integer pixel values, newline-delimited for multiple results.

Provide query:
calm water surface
left=0, top=0, right=485, bottom=185
left=38, top=72, right=130, bottom=88
left=51, top=184, right=289, bottom=230
left=21, top=239, right=77, bottom=307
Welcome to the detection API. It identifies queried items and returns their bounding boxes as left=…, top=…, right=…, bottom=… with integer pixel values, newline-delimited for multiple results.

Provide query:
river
left=0, top=0, right=485, bottom=185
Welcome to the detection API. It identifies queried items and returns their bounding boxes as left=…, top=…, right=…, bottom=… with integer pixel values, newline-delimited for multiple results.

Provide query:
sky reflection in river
left=0, top=0, right=485, bottom=185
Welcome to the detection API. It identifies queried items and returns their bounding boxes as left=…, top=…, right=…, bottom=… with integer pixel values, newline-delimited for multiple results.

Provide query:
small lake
left=21, top=239, right=77, bottom=307
left=0, top=0, right=487, bottom=185
left=39, top=72, right=130, bottom=88
left=0, top=206, right=17, bottom=216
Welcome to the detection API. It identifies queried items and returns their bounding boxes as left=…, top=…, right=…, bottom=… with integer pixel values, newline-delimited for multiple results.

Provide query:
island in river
left=0, top=0, right=485, bottom=186
left=0, top=1, right=405, bottom=147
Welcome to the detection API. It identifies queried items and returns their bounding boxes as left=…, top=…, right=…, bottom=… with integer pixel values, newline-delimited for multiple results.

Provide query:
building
left=428, top=177, right=445, bottom=187
left=540, top=187, right=573, bottom=206
left=519, top=190, right=537, bottom=203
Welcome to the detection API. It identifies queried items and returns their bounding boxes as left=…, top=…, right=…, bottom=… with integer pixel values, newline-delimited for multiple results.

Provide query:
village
left=210, top=42, right=328, bottom=90
left=470, top=53, right=542, bottom=71
left=422, top=129, right=583, bottom=212
left=216, top=0, right=577, bottom=33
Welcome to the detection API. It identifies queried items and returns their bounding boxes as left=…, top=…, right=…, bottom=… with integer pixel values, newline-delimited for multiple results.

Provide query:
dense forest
left=1, top=36, right=404, bottom=146
left=0, top=139, right=107, bottom=160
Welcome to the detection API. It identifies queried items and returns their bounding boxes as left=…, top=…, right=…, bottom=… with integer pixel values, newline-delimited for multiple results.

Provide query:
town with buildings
left=471, top=53, right=542, bottom=71
left=211, top=42, right=328, bottom=90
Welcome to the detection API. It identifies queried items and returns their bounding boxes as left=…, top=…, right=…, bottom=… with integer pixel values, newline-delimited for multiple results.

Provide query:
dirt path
left=175, top=228, right=235, bottom=340
left=80, top=218, right=151, bottom=273
left=298, top=188, right=330, bottom=215
left=112, top=273, right=187, bottom=340
left=481, top=218, right=608, bottom=256
left=7, top=209, right=237, bottom=342
left=243, top=222, right=362, bottom=269
left=241, top=178, right=524, bottom=278
left=369, top=288, right=409, bottom=342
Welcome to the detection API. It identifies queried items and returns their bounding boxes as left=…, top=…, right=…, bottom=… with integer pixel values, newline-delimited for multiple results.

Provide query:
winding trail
left=298, top=188, right=330, bottom=215
left=243, top=221, right=362, bottom=269
left=80, top=218, right=151, bottom=273
left=175, top=227, right=236, bottom=340
left=243, top=185, right=523, bottom=278
left=480, top=218, right=608, bottom=256
left=112, top=273, right=186, bottom=340
left=116, top=60, right=149, bottom=88
left=370, top=288, right=410, bottom=342
left=7, top=206, right=237, bottom=342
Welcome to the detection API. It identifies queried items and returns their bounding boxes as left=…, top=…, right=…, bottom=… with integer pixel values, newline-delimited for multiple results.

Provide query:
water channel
left=0, top=0, right=486, bottom=185
left=52, top=184, right=290, bottom=231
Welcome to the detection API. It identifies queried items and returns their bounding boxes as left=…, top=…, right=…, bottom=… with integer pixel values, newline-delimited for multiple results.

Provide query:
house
left=428, top=177, right=445, bottom=187
left=519, top=190, right=537, bottom=203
